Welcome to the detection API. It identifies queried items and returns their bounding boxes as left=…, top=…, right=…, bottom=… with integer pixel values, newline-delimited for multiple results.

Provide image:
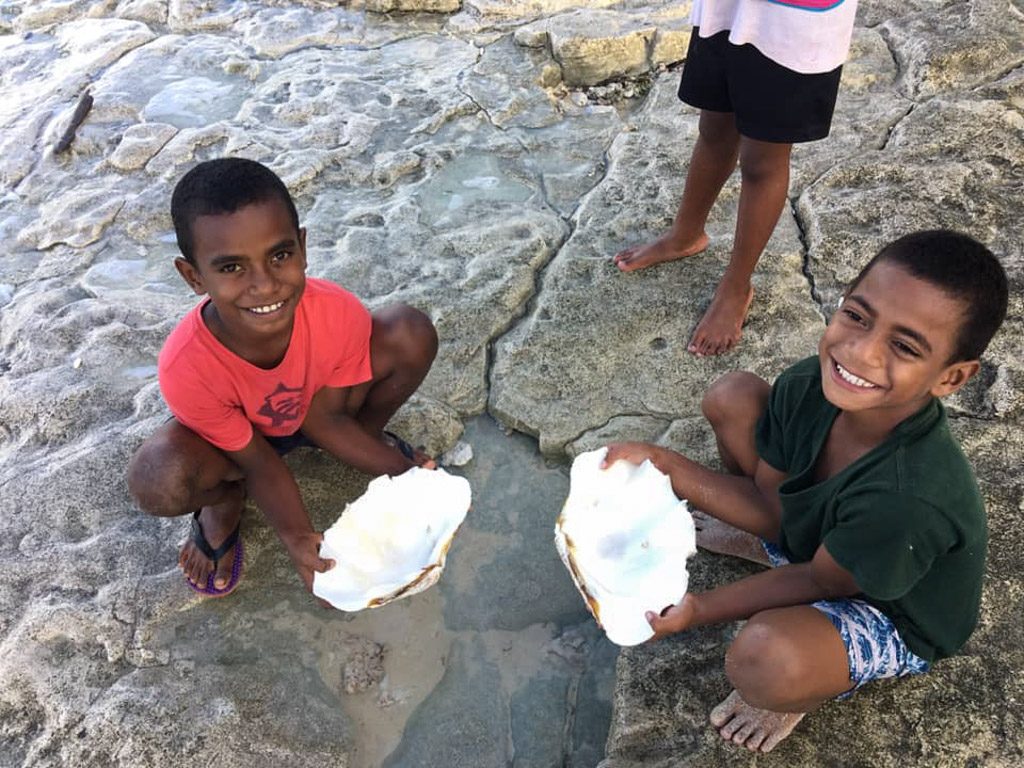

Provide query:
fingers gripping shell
left=554, top=448, right=696, bottom=646
left=313, top=467, right=472, bottom=611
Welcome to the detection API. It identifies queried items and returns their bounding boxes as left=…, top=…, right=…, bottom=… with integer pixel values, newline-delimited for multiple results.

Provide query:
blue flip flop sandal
left=186, top=509, right=244, bottom=597
left=383, top=430, right=418, bottom=461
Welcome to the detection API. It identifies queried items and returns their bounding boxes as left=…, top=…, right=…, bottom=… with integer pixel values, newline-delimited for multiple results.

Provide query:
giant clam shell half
left=312, top=467, right=471, bottom=611
left=554, top=448, right=696, bottom=646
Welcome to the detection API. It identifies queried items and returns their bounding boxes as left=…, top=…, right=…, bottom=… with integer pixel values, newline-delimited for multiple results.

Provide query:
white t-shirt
left=691, top=0, right=858, bottom=74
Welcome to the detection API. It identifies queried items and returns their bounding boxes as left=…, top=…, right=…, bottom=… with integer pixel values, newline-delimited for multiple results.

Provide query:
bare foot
left=687, top=280, right=754, bottom=357
left=692, top=510, right=769, bottom=565
left=710, top=690, right=806, bottom=753
left=613, top=231, right=709, bottom=272
left=179, top=493, right=243, bottom=591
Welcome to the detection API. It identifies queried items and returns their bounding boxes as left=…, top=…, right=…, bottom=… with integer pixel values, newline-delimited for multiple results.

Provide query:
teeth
left=835, top=362, right=877, bottom=389
left=249, top=301, right=284, bottom=315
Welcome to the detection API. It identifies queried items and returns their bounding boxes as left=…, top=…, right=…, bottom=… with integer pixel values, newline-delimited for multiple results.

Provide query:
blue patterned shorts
left=762, top=541, right=930, bottom=698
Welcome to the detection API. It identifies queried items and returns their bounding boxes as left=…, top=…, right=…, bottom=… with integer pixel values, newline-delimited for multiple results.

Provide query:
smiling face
left=818, top=260, right=980, bottom=429
left=174, top=197, right=307, bottom=360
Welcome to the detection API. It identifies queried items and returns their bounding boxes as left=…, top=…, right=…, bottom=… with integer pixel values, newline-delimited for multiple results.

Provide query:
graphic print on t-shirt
left=258, top=382, right=304, bottom=428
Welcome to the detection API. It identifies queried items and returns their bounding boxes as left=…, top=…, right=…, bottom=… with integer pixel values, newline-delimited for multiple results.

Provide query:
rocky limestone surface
left=0, top=1, right=1021, bottom=767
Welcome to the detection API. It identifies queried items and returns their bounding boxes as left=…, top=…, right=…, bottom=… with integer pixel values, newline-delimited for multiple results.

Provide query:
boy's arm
left=301, top=385, right=416, bottom=477
left=226, top=436, right=334, bottom=592
left=646, top=543, right=861, bottom=641
left=604, top=442, right=786, bottom=540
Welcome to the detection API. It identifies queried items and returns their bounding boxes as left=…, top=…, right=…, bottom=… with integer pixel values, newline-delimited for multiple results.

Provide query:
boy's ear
left=931, top=359, right=981, bottom=398
left=174, top=257, right=207, bottom=296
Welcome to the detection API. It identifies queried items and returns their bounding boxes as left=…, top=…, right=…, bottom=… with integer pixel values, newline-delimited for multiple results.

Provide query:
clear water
left=414, top=153, right=536, bottom=227
left=174, top=416, right=616, bottom=768
left=141, top=75, right=245, bottom=129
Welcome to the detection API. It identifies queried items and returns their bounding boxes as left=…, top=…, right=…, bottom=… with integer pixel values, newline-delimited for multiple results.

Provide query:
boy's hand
left=646, top=593, right=698, bottom=642
left=603, top=442, right=669, bottom=471
left=280, top=530, right=336, bottom=593
left=405, top=447, right=437, bottom=470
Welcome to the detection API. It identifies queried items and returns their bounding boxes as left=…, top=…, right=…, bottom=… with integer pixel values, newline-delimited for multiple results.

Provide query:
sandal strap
left=383, top=430, right=416, bottom=461
left=191, top=510, right=241, bottom=566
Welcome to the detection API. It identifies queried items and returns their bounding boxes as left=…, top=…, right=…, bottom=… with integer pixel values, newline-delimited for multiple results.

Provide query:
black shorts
left=265, top=430, right=318, bottom=456
left=163, top=415, right=317, bottom=456
left=678, top=28, right=842, bottom=144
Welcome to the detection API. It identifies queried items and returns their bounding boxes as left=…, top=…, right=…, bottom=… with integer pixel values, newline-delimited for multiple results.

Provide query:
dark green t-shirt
left=755, top=356, right=986, bottom=662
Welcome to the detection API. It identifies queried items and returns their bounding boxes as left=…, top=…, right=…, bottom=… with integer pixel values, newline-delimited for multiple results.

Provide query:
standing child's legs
left=714, top=605, right=853, bottom=752
left=613, top=109, right=740, bottom=272
left=613, top=27, right=841, bottom=357
left=689, top=138, right=791, bottom=357
left=613, top=126, right=791, bottom=357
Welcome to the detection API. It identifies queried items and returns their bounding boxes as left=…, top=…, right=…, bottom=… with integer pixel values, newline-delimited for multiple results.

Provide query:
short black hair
left=170, top=158, right=299, bottom=264
left=848, top=230, right=1008, bottom=362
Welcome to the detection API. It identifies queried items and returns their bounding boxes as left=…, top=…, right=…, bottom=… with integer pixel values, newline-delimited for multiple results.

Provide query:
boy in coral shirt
left=128, top=158, right=437, bottom=597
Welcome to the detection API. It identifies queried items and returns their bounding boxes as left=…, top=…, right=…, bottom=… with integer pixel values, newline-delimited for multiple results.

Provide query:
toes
left=745, top=729, right=768, bottom=752
left=759, top=734, right=783, bottom=753
left=613, top=247, right=638, bottom=267
left=706, top=333, right=732, bottom=356
left=188, top=556, right=207, bottom=586
left=181, top=546, right=211, bottom=586
left=760, top=716, right=802, bottom=753
left=722, top=331, right=742, bottom=355
left=718, top=715, right=742, bottom=740
left=709, top=690, right=742, bottom=727
left=178, top=548, right=192, bottom=580
left=731, top=721, right=755, bottom=747
left=715, top=705, right=743, bottom=739
left=689, top=332, right=736, bottom=357
left=181, top=557, right=197, bottom=585
left=214, top=548, right=235, bottom=589
left=709, top=708, right=729, bottom=728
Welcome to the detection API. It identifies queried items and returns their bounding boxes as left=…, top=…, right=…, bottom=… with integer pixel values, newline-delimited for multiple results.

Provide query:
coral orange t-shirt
left=158, top=277, right=372, bottom=452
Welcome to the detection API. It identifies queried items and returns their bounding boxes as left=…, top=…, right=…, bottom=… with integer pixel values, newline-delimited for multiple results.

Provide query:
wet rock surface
left=1, top=1, right=1022, bottom=767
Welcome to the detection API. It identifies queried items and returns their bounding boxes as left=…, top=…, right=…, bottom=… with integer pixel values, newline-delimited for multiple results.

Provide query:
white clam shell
left=313, top=466, right=471, bottom=611
left=555, top=448, right=696, bottom=646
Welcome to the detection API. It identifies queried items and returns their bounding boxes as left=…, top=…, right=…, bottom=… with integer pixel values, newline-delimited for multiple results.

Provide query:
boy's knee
left=374, top=305, right=438, bottom=366
left=127, top=440, right=194, bottom=518
left=701, top=371, right=766, bottom=426
left=725, top=616, right=805, bottom=707
left=738, top=142, right=791, bottom=184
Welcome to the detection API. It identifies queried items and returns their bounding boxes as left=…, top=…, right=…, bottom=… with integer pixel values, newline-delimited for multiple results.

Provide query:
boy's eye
left=841, top=307, right=865, bottom=325
left=272, top=250, right=292, bottom=263
left=893, top=340, right=920, bottom=357
left=219, top=263, right=242, bottom=274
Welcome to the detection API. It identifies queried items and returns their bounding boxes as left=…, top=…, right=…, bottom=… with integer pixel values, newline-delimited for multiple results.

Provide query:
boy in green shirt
left=604, top=230, right=1008, bottom=752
